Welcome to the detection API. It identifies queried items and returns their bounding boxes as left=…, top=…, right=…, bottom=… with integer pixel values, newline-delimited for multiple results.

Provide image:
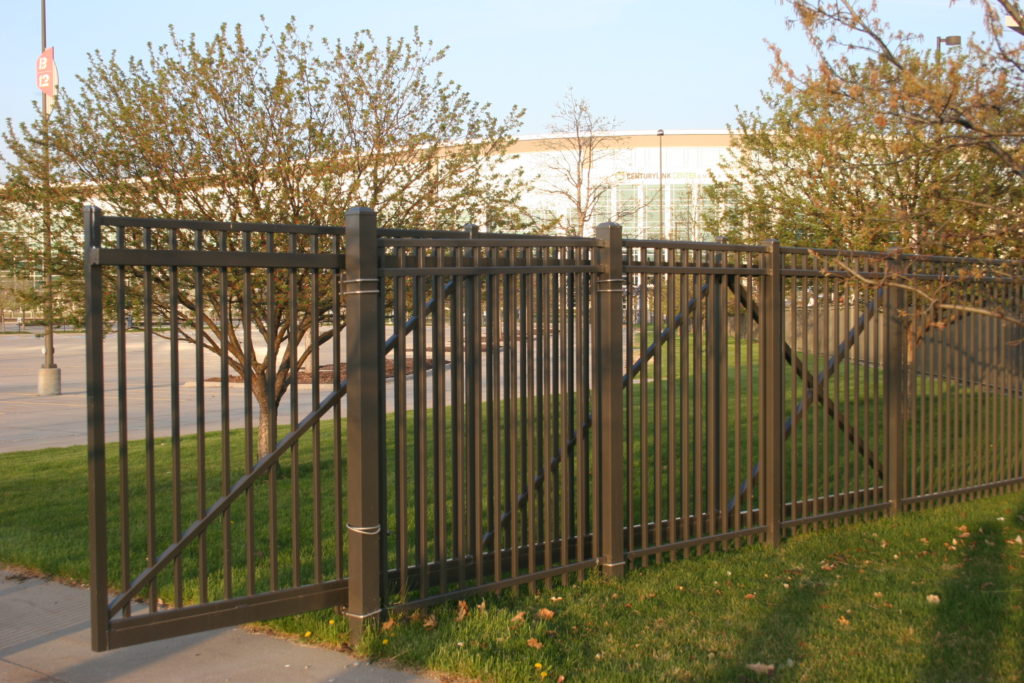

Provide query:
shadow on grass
left=709, top=550, right=822, bottom=680
left=918, top=507, right=1015, bottom=682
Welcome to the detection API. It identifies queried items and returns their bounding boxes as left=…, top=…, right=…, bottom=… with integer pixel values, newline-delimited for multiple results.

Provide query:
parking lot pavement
left=0, top=330, right=316, bottom=454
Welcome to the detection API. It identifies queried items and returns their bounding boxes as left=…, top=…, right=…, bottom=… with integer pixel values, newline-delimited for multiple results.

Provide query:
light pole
left=37, top=0, right=60, bottom=395
left=657, top=129, right=664, bottom=240
left=935, top=35, right=961, bottom=60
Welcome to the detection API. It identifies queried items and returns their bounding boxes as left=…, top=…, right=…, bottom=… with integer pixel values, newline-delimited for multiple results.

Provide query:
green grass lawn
left=345, top=490, right=1024, bottom=681
left=2, top=432, right=1023, bottom=680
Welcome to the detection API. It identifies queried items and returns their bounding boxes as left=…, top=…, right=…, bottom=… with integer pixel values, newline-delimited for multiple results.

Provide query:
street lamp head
left=657, top=129, right=664, bottom=136
left=940, top=35, right=961, bottom=47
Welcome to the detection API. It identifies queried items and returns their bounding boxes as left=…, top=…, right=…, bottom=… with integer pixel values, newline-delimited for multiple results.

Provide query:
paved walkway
left=0, top=567, right=431, bottom=683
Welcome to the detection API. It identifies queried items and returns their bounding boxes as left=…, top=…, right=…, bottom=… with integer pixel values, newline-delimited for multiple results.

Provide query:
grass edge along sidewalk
left=2, top=440, right=1023, bottom=681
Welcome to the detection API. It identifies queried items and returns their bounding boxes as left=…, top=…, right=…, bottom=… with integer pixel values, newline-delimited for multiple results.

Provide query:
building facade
left=502, top=130, right=733, bottom=239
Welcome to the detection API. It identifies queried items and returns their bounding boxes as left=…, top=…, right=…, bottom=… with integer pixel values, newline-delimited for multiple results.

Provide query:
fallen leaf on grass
left=511, top=611, right=526, bottom=623
left=926, top=594, right=941, bottom=604
left=382, top=619, right=396, bottom=631
left=745, top=662, right=776, bottom=675
left=456, top=600, right=469, bottom=622
left=527, top=637, right=543, bottom=649
left=536, top=608, right=555, bottom=620
left=744, top=593, right=756, bottom=599
left=477, top=600, right=487, bottom=611
left=423, top=614, right=438, bottom=629
left=837, top=615, right=851, bottom=626
left=872, top=592, right=883, bottom=598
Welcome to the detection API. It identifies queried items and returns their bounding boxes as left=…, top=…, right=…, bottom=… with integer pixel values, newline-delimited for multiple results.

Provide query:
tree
left=538, top=90, right=623, bottom=236
left=706, top=5, right=1024, bottom=257
left=709, top=0, right=1024, bottom=406
left=787, top=0, right=1024, bottom=182
left=1, top=110, right=84, bottom=332
left=3, top=21, right=527, bottom=455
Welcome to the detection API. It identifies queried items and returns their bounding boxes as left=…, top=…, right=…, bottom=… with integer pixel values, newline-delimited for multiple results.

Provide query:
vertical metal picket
left=760, top=240, right=785, bottom=545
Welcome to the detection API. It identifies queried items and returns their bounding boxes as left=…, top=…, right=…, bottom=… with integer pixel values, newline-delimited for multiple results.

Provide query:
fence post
left=345, top=207, right=385, bottom=642
left=884, top=249, right=906, bottom=516
left=595, top=222, right=625, bottom=577
left=83, top=205, right=109, bottom=652
left=760, top=240, right=785, bottom=546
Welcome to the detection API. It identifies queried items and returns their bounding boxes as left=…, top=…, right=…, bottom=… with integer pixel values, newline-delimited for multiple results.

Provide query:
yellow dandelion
left=382, top=638, right=390, bottom=645
left=535, top=662, right=543, bottom=669
left=303, top=631, right=312, bottom=637
left=540, top=673, right=549, bottom=679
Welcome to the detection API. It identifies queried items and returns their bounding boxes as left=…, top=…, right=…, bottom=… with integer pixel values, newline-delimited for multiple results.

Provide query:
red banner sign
left=36, top=47, right=57, bottom=97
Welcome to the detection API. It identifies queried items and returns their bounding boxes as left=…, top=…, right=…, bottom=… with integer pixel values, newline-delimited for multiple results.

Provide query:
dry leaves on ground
left=746, top=662, right=776, bottom=675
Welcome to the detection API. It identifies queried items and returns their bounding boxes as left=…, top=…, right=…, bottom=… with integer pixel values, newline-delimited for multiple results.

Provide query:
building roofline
left=514, top=129, right=730, bottom=142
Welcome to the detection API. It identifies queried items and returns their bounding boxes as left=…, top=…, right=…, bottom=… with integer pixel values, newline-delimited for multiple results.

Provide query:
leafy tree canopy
left=707, top=0, right=1024, bottom=258
left=41, top=20, right=526, bottom=228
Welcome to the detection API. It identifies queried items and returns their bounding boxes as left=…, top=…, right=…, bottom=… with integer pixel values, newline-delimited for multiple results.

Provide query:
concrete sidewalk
left=0, top=568, right=431, bottom=683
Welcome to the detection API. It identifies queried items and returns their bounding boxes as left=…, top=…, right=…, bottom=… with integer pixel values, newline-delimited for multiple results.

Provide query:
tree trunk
left=252, top=376, right=279, bottom=458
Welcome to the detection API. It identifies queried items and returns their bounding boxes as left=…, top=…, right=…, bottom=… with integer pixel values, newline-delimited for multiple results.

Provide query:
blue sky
left=1, top=1, right=988, bottom=138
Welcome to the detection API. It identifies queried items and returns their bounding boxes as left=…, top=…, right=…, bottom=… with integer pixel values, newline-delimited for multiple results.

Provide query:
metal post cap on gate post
left=345, top=206, right=376, bottom=220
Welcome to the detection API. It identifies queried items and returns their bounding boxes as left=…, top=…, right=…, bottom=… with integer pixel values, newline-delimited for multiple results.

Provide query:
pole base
left=38, top=366, right=61, bottom=396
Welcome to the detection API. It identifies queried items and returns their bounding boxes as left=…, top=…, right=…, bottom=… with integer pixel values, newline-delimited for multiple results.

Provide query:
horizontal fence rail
left=85, top=207, right=1024, bottom=650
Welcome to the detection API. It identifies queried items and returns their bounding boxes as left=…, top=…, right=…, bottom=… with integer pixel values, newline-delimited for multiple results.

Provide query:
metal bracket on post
left=884, top=248, right=906, bottom=516
left=595, top=222, right=625, bottom=577
left=344, top=207, right=385, bottom=643
left=760, top=239, right=785, bottom=546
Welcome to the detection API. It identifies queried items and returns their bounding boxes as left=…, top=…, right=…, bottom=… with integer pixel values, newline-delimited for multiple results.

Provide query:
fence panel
left=620, top=239, right=768, bottom=560
left=778, top=248, right=890, bottom=531
left=902, top=255, right=1024, bottom=505
left=375, top=229, right=602, bottom=611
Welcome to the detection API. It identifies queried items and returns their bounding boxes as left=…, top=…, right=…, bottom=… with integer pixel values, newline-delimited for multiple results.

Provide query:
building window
left=593, top=188, right=612, bottom=225
left=671, top=183, right=696, bottom=240
left=644, top=186, right=663, bottom=238
left=616, top=185, right=639, bottom=234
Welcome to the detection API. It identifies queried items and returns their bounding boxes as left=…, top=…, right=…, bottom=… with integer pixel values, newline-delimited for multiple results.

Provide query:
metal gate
left=84, top=207, right=352, bottom=649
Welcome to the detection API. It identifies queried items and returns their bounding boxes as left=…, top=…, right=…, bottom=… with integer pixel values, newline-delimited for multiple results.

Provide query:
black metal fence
left=84, top=206, right=1024, bottom=650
